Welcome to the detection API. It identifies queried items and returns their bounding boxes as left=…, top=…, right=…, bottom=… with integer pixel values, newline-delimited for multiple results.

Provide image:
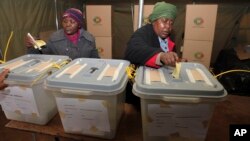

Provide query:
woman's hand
left=0, top=69, right=9, bottom=90
left=160, top=51, right=179, bottom=66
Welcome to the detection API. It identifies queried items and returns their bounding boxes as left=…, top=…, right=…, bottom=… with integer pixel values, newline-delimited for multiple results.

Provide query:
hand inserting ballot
left=160, top=51, right=179, bottom=66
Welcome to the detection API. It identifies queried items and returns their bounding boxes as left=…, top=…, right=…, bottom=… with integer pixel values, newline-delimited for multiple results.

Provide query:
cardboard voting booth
left=86, top=5, right=112, bottom=59
left=86, top=5, right=112, bottom=37
left=95, top=37, right=112, bottom=59
left=182, top=5, right=218, bottom=68
left=133, top=5, right=154, bottom=31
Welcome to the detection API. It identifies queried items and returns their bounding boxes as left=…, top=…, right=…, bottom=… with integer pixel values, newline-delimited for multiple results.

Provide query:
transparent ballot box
left=0, top=54, right=69, bottom=125
left=133, top=62, right=227, bottom=141
left=45, top=58, right=130, bottom=139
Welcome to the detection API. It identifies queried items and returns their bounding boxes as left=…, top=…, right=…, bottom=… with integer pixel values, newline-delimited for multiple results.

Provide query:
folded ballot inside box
left=133, top=62, right=227, bottom=141
left=0, top=54, right=69, bottom=125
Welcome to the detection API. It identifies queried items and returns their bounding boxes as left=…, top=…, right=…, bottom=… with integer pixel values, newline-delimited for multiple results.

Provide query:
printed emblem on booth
left=93, top=16, right=102, bottom=24
left=97, top=47, right=104, bottom=53
left=194, top=52, right=204, bottom=59
left=193, top=17, right=204, bottom=26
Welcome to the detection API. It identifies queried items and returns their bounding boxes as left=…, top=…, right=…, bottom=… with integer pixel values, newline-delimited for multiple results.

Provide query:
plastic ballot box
left=44, top=58, right=130, bottom=139
left=133, top=62, right=227, bottom=141
left=0, top=54, right=70, bottom=125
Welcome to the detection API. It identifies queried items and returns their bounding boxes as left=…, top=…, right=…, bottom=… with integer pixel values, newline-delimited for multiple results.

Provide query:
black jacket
left=124, top=24, right=175, bottom=66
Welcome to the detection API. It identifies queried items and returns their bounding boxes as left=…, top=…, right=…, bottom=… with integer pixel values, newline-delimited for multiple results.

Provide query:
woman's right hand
left=24, top=35, right=35, bottom=48
left=160, top=51, right=179, bottom=66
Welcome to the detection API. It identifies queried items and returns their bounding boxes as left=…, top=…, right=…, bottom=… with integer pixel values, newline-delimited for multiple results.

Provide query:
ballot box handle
left=61, top=89, right=92, bottom=96
left=162, top=96, right=201, bottom=103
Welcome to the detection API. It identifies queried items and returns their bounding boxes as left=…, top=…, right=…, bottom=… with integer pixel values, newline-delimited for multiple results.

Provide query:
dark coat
left=125, top=24, right=175, bottom=66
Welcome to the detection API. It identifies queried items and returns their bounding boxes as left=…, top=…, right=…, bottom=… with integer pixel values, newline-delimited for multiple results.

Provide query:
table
left=5, top=95, right=250, bottom=141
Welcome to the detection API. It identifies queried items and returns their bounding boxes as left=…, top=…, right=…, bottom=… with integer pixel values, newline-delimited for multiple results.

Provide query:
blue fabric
left=158, top=37, right=168, bottom=52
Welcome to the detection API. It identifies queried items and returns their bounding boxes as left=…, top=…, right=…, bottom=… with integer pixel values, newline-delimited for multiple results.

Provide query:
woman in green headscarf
left=125, top=1, right=179, bottom=68
left=124, top=2, right=180, bottom=106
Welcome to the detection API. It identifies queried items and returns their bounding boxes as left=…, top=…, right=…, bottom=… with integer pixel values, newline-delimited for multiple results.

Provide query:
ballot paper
left=172, top=62, right=181, bottom=79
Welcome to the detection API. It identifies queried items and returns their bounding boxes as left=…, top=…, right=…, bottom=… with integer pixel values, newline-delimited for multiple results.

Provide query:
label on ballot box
left=0, top=86, right=39, bottom=117
left=56, top=97, right=110, bottom=134
left=147, top=103, right=212, bottom=138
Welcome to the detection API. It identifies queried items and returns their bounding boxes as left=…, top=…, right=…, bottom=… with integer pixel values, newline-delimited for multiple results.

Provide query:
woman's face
left=62, top=17, right=80, bottom=35
left=153, top=18, right=174, bottom=39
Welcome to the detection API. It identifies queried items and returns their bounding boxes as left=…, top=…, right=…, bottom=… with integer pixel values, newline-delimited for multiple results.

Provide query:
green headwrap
left=149, top=2, right=177, bottom=22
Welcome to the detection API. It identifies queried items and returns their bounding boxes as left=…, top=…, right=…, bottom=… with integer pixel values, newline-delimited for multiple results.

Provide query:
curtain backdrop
left=0, top=0, right=83, bottom=61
